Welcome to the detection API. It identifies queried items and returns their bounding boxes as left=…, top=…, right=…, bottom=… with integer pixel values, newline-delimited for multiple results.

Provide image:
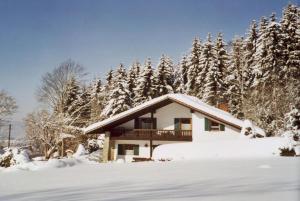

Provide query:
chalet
left=84, top=94, right=264, bottom=162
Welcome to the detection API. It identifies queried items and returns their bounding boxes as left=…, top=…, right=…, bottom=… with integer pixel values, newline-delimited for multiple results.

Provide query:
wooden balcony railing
left=110, top=129, right=192, bottom=141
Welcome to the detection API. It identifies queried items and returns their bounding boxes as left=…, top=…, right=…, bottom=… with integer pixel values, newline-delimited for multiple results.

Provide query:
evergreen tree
left=252, top=17, right=269, bottom=86
left=127, top=63, right=137, bottom=101
left=243, top=20, right=258, bottom=88
left=155, top=54, right=174, bottom=97
left=134, top=58, right=156, bottom=105
left=263, top=13, right=284, bottom=83
left=102, top=64, right=131, bottom=117
left=201, top=33, right=227, bottom=106
left=75, top=86, right=92, bottom=126
left=226, top=37, right=245, bottom=118
left=63, top=77, right=81, bottom=116
left=214, top=32, right=229, bottom=103
left=197, top=33, right=215, bottom=99
left=102, top=81, right=131, bottom=117
left=186, top=37, right=202, bottom=95
left=177, top=55, right=189, bottom=93
left=281, top=4, right=300, bottom=81
left=90, top=78, right=104, bottom=122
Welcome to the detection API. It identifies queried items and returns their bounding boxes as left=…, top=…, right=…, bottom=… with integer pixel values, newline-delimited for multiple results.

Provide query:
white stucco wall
left=191, top=111, right=241, bottom=141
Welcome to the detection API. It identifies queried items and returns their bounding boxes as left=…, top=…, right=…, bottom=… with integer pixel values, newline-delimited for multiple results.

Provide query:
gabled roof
left=84, top=94, right=264, bottom=135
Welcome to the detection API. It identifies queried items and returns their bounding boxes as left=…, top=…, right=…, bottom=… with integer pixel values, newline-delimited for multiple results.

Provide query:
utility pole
left=8, top=124, right=11, bottom=147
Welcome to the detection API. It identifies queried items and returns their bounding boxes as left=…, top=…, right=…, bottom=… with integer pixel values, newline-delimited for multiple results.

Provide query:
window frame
left=175, top=118, right=192, bottom=131
left=117, top=144, right=139, bottom=155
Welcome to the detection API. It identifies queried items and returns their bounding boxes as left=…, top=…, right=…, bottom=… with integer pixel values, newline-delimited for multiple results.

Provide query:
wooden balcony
left=110, top=129, right=192, bottom=141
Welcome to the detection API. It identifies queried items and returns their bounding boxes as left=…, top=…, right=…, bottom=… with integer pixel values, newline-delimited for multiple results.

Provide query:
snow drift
left=153, top=136, right=289, bottom=160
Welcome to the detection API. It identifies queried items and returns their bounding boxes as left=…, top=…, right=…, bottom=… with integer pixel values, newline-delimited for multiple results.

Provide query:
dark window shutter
left=133, top=145, right=139, bottom=155
left=153, top=118, right=157, bottom=129
left=174, top=118, right=180, bottom=131
left=134, top=118, right=139, bottom=129
left=205, top=118, right=211, bottom=131
left=220, top=124, right=225, bottom=131
left=118, top=144, right=123, bottom=155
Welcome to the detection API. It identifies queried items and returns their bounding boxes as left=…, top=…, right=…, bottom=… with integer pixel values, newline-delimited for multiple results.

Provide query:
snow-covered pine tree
left=62, top=77, right=81, bottom=116
left=281, top=4, right=300, bottom=81
left=263, top=13, right=284, bottom=84
left=102, top=69, right=114, bottom=103
left=214, top=32, right=229, bottom=104
left=197, top=33, right=216, bottom=100
left=75, top=86, right=92, bottom=126
left=252, top=17, right=269, bottom=87
left=243, top=20, right=258, bottom=89
left=113, top=63, right=127, bottom=83
left=154, top=54, right=174, bottom=97
left=89, top=78, right=104, bottom=123
left=186, top=37, right=202, bottom=96
left=177, top=55, right=189, bottom=93
left=226, top=37, right=245, bottom=118
left=134, top=58, right=156, bottom=105
left=102, top=64, right=131, bottom=117
left=173, top=62, right=182, bottom=93
left=202, top=33, right=224, bottom=106
left=127, top=63, right=138, bottom=102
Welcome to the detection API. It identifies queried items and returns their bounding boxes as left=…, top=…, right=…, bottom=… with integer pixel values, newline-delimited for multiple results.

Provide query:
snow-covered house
left=84, top=94, right=264, bottom=161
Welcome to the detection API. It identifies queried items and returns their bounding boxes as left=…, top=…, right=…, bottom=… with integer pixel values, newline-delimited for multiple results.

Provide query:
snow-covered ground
left=0, top=158, right=299, bottom=201
left=1, top=136, right=299, bottom=201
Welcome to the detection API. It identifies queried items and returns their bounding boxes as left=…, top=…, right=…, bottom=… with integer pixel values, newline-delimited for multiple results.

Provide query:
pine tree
left=63, top=77, right=81, bottom=116
left=197, top=33, right=215, bottom=99
left=201, top=33, right=227, bottom=106
left=134, top=58, right=156, bottom=105
left=76, top=86, right=92, bottom=126
left=281, top=4, right=300, bottom=81
left=154, top=54, right=174, bottom=97
left=102, top=64, right=131, bottom=117
left=252, top=17, right=269, bottom=86
left=90, top=78, right=104, bottom=122
left=127, top=64, right=137, bottom=101
left=102, top=81, right=131, bottom=117
left=186, top=37, right=202, bottom=95
left=264, top=13, right=284, bottom=83
left=214, top=32, right=229, bottom=103
left=226, top=37, right=244, bottom=118
left=177, top=55, right=189, bottom=93
left=243, top=20, right=258, bottom=89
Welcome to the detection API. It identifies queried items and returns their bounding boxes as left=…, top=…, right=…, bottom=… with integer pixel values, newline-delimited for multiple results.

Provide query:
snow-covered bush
left=0, top=148, right=31, bottom=168
left=73, top=144, right=87, bottom=158
left=240, top=120, right=265, bottom=138
left=97, top=134, right=105, bottom=149
left=279, top=105, right=300, bottom=156
left=87, top=139, right=99, bottom=153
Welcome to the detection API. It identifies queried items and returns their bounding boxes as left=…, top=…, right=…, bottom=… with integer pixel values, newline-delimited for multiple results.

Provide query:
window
left=204, top=118, right=225, bottom=131
left=134, top=118, right=157, bottom=129
left=118, top=144, right=139, bottom=155
left=175, top=118, right=192, bottom=130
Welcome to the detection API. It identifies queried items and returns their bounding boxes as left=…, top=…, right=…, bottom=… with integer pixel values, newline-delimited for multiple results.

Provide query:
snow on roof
left=84, top=94, right=264, bottom=135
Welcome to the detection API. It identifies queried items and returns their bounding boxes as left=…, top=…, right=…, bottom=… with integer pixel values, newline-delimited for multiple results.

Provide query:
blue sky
left=0, top=0, right=295, bottom=137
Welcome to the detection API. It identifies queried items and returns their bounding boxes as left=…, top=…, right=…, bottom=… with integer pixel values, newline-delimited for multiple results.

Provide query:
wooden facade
left=110, top=129, right=192, bottom=141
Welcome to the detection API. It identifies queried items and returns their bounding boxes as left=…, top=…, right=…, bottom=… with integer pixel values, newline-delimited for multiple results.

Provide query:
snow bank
left=153, top=137, right=289, bottom=161
left=1, top=157, right=89, bottom=172
left=73, top=144, right=87, bottom=158
left=241, top=119, right=265, bottom=138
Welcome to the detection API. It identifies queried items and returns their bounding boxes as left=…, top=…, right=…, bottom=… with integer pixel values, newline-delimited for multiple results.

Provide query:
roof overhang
left=84, top=94, right=243, bottom=134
